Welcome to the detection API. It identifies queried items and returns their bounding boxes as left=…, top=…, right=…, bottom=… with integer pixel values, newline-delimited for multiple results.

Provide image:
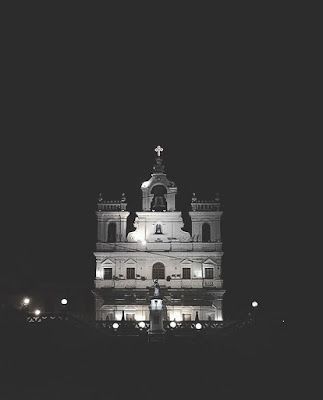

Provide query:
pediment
left=124, top=258, right=137, bottom=265
left=101, top=258, right=115, bottom=266
left=203, top=258, right=216, bottom=266
left=180, top=259, right=192, bottom=265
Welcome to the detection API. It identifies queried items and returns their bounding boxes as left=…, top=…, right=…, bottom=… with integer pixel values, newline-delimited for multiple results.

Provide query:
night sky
left=2, top=6, right=298, bottom=321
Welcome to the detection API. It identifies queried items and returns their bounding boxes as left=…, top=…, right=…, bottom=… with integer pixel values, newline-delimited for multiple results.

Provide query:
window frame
left=205, top=267, right=214, bottom=279
left=126, top=267, right=135, bottom=279
left=182, top=267, right=191, bottom=279
left=152, top=262, right=165, bottom=280
left=103, top=267, right=113, bottom=280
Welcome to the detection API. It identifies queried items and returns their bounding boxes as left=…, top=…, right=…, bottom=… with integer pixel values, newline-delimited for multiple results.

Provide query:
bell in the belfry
left=151, top=184, right=167, bottom=211
left=152, top=195, right=166, bottom=211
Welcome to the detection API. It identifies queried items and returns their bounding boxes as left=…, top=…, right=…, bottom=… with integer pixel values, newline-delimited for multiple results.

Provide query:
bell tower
left=141, top=145, right=177, bottom=212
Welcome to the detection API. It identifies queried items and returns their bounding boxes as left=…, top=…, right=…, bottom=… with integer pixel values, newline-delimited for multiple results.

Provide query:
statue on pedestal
left=153, top=279, right=160, bottom=298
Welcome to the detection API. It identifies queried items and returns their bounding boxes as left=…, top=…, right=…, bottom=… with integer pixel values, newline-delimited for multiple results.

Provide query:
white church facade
left=92, top=146, right=225, bottom=322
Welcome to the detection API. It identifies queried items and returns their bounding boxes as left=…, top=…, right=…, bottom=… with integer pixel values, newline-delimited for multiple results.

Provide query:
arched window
left=107, top=222, right=116, bottom=243
left=202, top=223, right=211, bottom=242
left=152, top=262, right=165, bottom=280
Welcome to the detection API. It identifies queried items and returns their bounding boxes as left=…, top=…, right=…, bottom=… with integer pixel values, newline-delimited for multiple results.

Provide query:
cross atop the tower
left=154, top=145, right=163, bottom=157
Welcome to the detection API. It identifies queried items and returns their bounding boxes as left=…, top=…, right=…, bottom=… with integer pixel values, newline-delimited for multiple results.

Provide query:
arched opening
left=152, top=262, right=165, bottom=280
left=155, top=222, right=163, bottom=234
left=107, top=222, right=116, bottom=243
left=151, top=185, right=167, bottom=211
left=202, top=223, right=211, bottom=242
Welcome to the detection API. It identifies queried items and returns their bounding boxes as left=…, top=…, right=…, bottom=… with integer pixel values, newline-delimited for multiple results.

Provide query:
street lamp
left=170, top=321, right=177, bottom=329
left=22, top=297, right=30, bottom=316
left=138, top=321, right=146, bottom=329
left=34, top=309, right=41, bottom=316
left=61, top=298, right=68, bottom=320
left=23, top=297, right=30, bottom=306
left=250, top=300, right=259, bottom=325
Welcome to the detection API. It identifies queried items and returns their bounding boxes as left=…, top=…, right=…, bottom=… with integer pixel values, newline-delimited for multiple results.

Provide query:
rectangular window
left=103, top=268, right=112, bottom=280
left=182, top=268, right=191, bottom=279
left=183, top=314, right=191, bottom=321
left=205, top=267, right=214, bottom=279
left=126, top=268, right=135, bottom=279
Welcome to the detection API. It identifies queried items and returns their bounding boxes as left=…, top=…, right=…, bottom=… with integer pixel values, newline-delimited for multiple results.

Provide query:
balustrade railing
left=24, top=313, right=255, bottom=336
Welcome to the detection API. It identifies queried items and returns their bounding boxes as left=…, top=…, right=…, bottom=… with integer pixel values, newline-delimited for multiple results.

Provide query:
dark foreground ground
left=0, top=320, right=295, bottom=400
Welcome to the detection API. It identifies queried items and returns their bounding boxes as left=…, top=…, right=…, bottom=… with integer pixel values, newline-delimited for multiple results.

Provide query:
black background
left=2, top=3, right=303, bottom=322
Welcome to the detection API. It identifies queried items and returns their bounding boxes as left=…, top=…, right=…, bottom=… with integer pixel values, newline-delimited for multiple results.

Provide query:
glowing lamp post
left=23, top=297, right=30, bottom=306
left=193, top=321, right=203, bottom=342
left=34, top=309, right=41, bottom=316
left=138, top=321, right=146, bottom=329
left=251, top=300, right=259, bottom=325
left=195, top=322, right=202, bottom=330
left=22, top=297, right=30, bottom=316
left=61, top=298, right=68, bottom=320
left=138, top=320, right=147, bottom=339
left=170, top=321, right=177, bottom=329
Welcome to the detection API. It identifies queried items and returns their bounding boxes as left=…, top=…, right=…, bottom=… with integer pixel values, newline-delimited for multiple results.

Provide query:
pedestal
left=148, top=297, right=165, bottom=343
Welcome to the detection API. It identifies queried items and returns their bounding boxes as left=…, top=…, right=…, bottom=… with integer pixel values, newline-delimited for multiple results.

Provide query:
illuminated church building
left=93, top=146, right=224, bottom=322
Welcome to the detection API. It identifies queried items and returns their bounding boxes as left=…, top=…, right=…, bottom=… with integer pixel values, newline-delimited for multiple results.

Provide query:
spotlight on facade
left=170, top=321, right=177, bottom=329
left=195, top=322, right=202, bottom=330
left=61, top=298, right=68, bottom=305
left=251, top=301, right=259, bottom=308
left=23, top=297, right=30, bottom=305
left=34, top=309, right=41, bottom=316
left=138, top=321, right=146, bottom=329
left=112, top=322, right=119, bottom=329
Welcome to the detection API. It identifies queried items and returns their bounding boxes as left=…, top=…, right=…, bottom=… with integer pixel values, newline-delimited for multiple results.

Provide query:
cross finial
left=154, top=145, right=163, bottom=157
